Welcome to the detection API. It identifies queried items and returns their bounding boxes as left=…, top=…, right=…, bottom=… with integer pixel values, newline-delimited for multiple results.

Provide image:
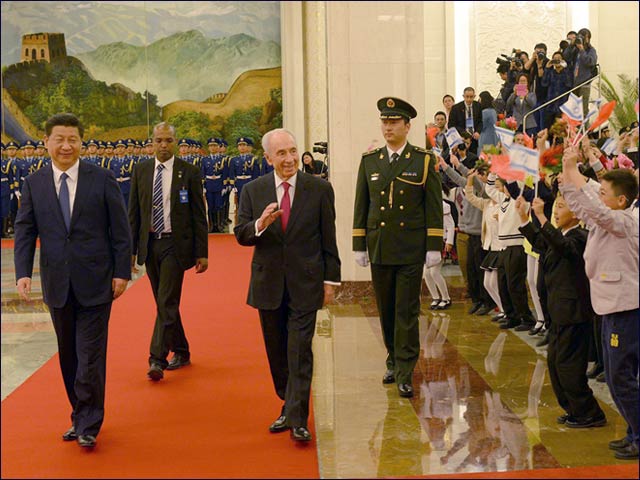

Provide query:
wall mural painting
left=1, top=1, right=282, bottom=152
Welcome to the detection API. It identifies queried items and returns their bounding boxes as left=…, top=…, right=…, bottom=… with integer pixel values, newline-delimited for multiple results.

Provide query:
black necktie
left=59, top=172, right=71, bottom=231
left=391, top=152, right=399, bottom=164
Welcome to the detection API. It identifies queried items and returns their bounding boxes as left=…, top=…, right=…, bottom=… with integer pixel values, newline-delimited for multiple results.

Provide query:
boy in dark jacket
left=515, top=195, right=606, bottom=428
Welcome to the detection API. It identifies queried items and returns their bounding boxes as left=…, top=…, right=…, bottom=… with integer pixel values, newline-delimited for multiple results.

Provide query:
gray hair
left=261, top=128, right=297, bottom=154
left=153, top=122, right=176, bottom=137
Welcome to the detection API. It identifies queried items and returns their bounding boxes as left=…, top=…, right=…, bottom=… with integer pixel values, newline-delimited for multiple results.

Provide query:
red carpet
left=1, top=235, right=319, bottom=479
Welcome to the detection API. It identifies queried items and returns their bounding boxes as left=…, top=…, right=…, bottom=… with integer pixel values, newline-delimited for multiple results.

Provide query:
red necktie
left=281, top=182, right=291, bottom=232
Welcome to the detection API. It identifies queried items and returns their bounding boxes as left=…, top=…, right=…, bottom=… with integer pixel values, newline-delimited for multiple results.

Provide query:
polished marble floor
left=1, top=240, right=631, bottom=477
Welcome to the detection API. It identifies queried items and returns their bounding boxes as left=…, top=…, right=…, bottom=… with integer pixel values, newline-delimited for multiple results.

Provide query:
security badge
left=610, top=333, right=619, bottom=348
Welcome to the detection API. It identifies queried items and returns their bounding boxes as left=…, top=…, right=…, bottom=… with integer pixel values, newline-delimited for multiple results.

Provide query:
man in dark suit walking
left=448, top=87, right=483, bottom=154
left=129, top=122, right=208, bottom=381
left=234, top=128, right=341, bottom=443
left=14, top=113, right=132, bottom=449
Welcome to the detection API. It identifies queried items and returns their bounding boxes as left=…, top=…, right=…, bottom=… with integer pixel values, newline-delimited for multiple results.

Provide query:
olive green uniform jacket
left=353, top=143, right=443, bottom=264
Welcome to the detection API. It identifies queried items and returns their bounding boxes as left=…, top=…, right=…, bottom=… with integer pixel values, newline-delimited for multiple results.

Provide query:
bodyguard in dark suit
left=516, top=196, right=606, bottom=427
left=448, top=87, right=483, bottom=154
left=353, top=97, right=443, bottom=398
left=14, top=113, right=132, bottom=449
left=129, top=122, right=208, bottom=381
left=234, top=128, right=341, bottom=443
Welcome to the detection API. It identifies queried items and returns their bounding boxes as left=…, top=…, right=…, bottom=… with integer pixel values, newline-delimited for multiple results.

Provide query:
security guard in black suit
left=353, top=97, right=443, bottom=398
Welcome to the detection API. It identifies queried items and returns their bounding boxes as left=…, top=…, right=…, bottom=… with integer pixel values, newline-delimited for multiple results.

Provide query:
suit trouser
left=259, top=295, right=317, bottom=428
left=497, top=246, right=533, bottom=324
left=145, top=236, right=189, bottom=369
left=50, top=287, right=111, bottom=437
left=466, top=234, right=493, bottom=306
left=602, top=309, right=639, bottom=445
left=370, top=262, right=422, bottom=385
left=547, top=321, right=603, bottom=419
left=456, top=232, right=469, bottom=293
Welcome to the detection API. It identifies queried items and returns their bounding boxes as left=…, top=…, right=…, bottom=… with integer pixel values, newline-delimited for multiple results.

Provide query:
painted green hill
left=76, top=30, right=281, bottom=105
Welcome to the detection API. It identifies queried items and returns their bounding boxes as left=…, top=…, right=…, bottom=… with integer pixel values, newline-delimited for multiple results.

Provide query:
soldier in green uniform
left=353, top=97, right=443, bottom=398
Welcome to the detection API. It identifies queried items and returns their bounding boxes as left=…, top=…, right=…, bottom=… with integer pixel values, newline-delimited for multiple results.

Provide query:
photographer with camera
left=541, top=51, right=572, bottom=130
left=572, top=28, right=598, bottom=118
left=507, top=73, right=538, bottom=137
left=562, top=31, right=579, bottom=76
left=524, top=43, right=549, bottom=131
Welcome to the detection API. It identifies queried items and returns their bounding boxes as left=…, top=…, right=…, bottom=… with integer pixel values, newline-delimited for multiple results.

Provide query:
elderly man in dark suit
left=14, top=113, right=132, bottom=449
left=129, top=122, right=208, bottom=381
left=448, top=87, right=483, bottom=154
left=234, top=128, right=341, bottom=443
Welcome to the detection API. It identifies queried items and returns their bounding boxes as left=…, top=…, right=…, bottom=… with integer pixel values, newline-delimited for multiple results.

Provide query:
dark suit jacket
left=519, top=222, right=593, bottom=325
left=129, top=157, right=208, bottom=270
left=234, top=171, right=341, bottom=312
left=14, top=162, right=131, bottom=308
left=448, top=100, right=483, bottom=136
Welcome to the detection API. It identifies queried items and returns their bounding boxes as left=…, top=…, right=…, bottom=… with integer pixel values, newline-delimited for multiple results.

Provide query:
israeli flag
left=495, top=126, right=515, bottom=148
left=508, top=144, right=540, bottom=180
left=432, top=146, right=443, bottom=157
left=559, top=93, right=584, bottom=122
left=445, top=127, right=463, bottom=149
left=601, top=138, right=617, bottom=156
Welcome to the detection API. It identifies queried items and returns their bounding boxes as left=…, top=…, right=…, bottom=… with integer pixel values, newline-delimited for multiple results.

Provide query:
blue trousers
left=602, top=308, right=639, bottom=445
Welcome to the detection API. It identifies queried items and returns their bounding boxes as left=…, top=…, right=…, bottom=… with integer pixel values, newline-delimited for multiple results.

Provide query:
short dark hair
left=434, top=111, right=446, bottom=119
left=442, top=94, right=455, bottom=103
left=45, top=113, right=84, bottom=138
left=535, top=43, right=547, bottom=52
left=463, top=87, right=475, bottom=95
left=567, top=30, right=578, bottom=36
left=601, top=169, right=639, bottom=208
left=460, top=131, right=473, bottom=141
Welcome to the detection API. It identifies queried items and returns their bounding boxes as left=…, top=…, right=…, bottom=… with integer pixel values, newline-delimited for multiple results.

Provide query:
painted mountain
left=1, top=1, right=281, bottom=64
left=75, top=30, right=280, bottom=105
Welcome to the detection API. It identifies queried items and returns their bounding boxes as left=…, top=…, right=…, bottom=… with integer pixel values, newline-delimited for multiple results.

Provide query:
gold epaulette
left=362, top=147, right=383, bottom=157
left=413, top=146, right=428, bottom=154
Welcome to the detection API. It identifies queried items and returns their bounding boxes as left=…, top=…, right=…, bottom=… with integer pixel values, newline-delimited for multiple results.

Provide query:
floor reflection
left=314, top=304, right=631, bottom=478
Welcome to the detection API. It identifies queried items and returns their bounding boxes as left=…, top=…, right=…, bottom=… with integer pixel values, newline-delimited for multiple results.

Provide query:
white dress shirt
left=52, top=160, right=80, bottom=217
left=153, top=157, right=174, bottom=233
left=386, top=143, right=407, bottom=162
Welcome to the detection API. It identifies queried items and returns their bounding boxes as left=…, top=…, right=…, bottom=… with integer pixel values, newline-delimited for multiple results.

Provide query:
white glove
left=355, top=251, right=369, bottom=267
left=425, top=251, right=442, bottom=268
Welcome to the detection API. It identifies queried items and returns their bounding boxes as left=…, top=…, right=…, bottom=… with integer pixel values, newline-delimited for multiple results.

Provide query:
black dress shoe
left=269, top=415, right=289, bottom=433
left=467, top=302, right=483, bottom=315
left=382, top=369, right=395, bottom=384
left=290, top=426, right=312, bottom=442
left=609, top=437, right=632, bottom=451
left=436, top=299, right=452, bottom=310
left=475, top=304, right=494, bottom=315
left=77, top=435, right=96, bottom=448
left=586, top=364, right=604, bottom=379
left=514, top=322, right=535, bottom=332
left=500, top=318, right=520, bottom=329
left=614, top=443, right=639, bottom=459
left=398, top=383, right=414, bottom=398
left=536, top=333, right=550, bottom=347
left=565, top=413, right=607, bottom=428
left=147, top=363, right=164, bottom=381
left=596, top=371, right=606, bottom=382
left=556, top=413, right=572, bottom=424
left=166, top=354, right=191, bottom=371
left=62, top=425, right=77, bottom=441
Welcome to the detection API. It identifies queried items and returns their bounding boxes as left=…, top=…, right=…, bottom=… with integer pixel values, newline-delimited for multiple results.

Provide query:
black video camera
left=574, top=35, right=583, bottom=45
left=537, top=51, right=546, bottom=61
left=313, top=141, right=328, bottom=155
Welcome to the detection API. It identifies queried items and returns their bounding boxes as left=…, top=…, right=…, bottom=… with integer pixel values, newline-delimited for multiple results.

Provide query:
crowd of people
left=0, top=135, right=329, bottom=237
left=423, top=28, right=639, bottom=461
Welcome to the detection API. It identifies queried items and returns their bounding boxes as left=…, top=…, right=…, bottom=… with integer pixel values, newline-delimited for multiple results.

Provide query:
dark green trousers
left=370, top=262, right=422, bottom=384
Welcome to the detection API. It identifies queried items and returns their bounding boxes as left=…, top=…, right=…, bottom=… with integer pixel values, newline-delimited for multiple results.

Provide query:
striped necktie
left=152, top=164, right=165, bottom=233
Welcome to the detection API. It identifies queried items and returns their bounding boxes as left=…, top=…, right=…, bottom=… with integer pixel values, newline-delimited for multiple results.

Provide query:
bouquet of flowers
left=495, top=116, right=518, bottom=131
left=539, top=145, right=564, bottom=176
left=549, top=118, right=569, bottom=139
left=474, top=157, right=491, bottom=174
